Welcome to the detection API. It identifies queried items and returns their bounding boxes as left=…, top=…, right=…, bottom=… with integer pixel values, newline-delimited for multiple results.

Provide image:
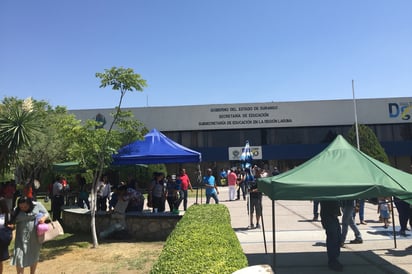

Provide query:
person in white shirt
left=52, top=176, right=64, bottom=221
left=227, top=168, right=237, bottom=201
left=96, top=175, right=111, bottom=211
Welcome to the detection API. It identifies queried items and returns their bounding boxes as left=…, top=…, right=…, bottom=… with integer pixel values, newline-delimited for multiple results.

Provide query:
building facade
left=71, top=97, right=412, bottom=173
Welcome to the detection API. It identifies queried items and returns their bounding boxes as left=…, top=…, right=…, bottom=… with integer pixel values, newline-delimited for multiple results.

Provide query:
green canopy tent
left=52, top=161, right=85, bottom=174
left=258, top=135, right=412, bottom=200
left=257, top=135, right=412, bottom=265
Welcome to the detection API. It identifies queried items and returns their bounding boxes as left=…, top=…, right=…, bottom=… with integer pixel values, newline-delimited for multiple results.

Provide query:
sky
left=1, top=1, right=411, bottom=110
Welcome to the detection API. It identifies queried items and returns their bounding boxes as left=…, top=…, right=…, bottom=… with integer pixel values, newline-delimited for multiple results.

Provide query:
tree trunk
left=90, top=180, right=98, bottom=248
left=90, top=168, right=103, bottom=248
left=89, top=86, right=126, bottom=248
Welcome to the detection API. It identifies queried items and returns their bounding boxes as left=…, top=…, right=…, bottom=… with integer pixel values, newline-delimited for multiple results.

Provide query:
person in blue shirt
left=340, top=200, right=363, bottom=246
left=219, top=168, right=227, bottom=186
left=203, top=168, right=219, bottom=204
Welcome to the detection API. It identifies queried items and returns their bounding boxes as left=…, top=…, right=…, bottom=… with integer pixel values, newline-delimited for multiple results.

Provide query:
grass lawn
left=5, top=195, right=164, bottom=273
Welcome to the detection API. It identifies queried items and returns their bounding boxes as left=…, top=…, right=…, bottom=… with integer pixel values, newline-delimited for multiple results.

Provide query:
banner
left=228, top=146, right=262, bottom=161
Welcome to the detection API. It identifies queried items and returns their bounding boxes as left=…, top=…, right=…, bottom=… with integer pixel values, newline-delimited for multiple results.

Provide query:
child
left=378, top=197, right=391, bottom=228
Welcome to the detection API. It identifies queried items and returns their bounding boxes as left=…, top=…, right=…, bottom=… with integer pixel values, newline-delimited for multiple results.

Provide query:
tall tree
left=347, top=124, right=390, bottom=164
left=17, top=104, right=80, bottom=182
left=0, top=97, right=40, bottom=174
left=88, top=67, right=147, bottom=247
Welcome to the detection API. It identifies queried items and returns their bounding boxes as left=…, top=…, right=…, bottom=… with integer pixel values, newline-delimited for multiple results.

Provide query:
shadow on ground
left=297, top=219, right=321, bottom=223
left=246, top=250, right=409, bottom=274
left=366, top=230, right=409, bottom=238
left=233, top=227, right=250, bottom=232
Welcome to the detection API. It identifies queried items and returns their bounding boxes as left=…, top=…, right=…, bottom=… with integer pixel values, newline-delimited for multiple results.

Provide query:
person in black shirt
left=247, top=173, right=262, bottom=229
left=320, top=200, right=343, bottom=272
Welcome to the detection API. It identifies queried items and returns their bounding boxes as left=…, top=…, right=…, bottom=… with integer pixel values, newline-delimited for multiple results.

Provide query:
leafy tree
left=88, top=67, right=147, bottom=247
left=1, top=68, right=147, bottom=248
left=66, top=120, right=121, bottom=171
left=17, top=103, right=81, bottom=183
left=115, top=110, right=148, bottom=145
left=347, top=124, right=390, bottom=164
left=0, top=96, right=85, bottom=190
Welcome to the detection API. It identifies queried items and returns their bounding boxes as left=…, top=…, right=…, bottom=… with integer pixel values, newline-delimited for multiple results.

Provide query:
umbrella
left=240, top=140, right=253, bottom=169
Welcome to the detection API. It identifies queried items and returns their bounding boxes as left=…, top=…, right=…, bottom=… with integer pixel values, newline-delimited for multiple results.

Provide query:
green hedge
left=150, top=204, right=248, bottom=274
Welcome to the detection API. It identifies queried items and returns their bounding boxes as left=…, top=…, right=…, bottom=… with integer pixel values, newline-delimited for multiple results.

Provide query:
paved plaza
left=200, top=187, right=412, bottom=274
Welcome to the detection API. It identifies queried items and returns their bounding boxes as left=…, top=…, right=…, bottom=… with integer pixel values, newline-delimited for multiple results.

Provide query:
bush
left=150, top=204, right=248, bottom=274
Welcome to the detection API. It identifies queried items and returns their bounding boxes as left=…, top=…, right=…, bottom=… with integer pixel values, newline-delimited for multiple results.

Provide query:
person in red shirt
left=23, top=180, right=33, bottom=199
left=178, top=168, right=192, bottom=211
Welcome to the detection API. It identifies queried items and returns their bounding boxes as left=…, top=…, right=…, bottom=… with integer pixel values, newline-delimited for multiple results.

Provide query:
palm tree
left=0, top=97, right=39, bottom=173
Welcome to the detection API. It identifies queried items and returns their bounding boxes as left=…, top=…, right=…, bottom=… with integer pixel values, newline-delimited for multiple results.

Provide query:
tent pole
left=272, top=200, right=276, bottom=268
left=390, top=198, right=397, bottom=248
left=261, top=204, right=267, bottom=254
left=195, top=188, right=199, bottom=205
left=196, top=164, right=203, bottom=204
left=195, top=164, right=202, bottom=205
left=352, top=79, right=360, bottom=150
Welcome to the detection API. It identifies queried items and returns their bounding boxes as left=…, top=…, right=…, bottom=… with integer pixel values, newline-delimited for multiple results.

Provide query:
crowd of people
left=0, top=177, right=63, bottom=274
left=0, top=174, right=149, bottom=273
left=146, top=168, right=193, bottom=214
left=316, top=196, right=411, bottom=272
left=4, top=165, right=411, bottom=273
left=218, top=164, right=412, bottom=273
left=218, top=165, right=273, bottom=229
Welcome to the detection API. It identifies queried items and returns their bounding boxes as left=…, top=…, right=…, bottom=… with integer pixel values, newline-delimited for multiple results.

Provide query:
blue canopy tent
left=112, top=128, right=201, bottom=165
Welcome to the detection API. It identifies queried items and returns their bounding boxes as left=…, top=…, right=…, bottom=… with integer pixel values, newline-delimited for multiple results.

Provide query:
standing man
left=52, top=176, right=64, bottom=221
left=272, top=166, right=280, bottom=176
left=394, top=197, right=410, bottom=236
left=203, top=168, right=219, bottom=204
left=97, top=175, right=111, bottom=212
left=236, top=169, right=247, bottom=200
left=320, top=200, right=343, bottom=272
left=179, top=168, right=192, bottom=211
left=227, top=168, right=237, bottom=201
left=248, top=175, right=262, bottom=229
left=353, top=199, right=367, bottom=225
left=340, top=200, right=363, bottom=246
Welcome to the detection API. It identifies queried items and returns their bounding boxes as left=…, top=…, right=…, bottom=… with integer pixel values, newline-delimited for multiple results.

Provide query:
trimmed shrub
left=150, top=204, right=248, bottom=274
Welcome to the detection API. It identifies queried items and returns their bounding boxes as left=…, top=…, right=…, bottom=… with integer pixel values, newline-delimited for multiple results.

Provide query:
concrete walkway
left=194, top=187, right=412, bottom=274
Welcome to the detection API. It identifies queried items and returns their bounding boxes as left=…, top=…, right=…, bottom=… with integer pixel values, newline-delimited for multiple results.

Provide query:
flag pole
left=352, top=79, right=360, bottom=150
